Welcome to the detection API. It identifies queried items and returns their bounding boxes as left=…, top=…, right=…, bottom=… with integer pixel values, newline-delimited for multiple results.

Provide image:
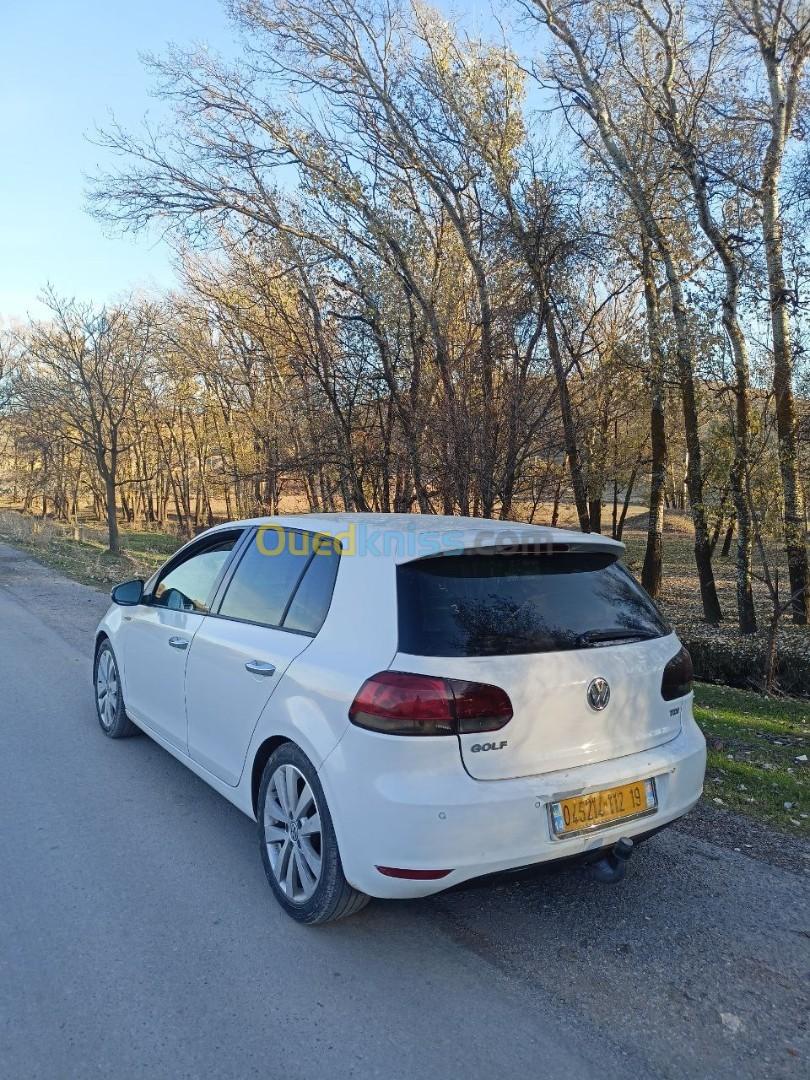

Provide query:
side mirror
left=111, top=578, right=144, bottom=606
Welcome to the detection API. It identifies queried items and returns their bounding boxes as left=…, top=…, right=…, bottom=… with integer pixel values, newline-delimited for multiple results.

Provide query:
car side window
left=218, top=528, right=312, bottom=627
left=152, top=535, right=239, bottom=613
left=283, top=540, right=341, bottom=634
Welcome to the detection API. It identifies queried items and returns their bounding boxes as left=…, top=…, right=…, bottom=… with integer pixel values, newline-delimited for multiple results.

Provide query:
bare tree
left=614, top=0, right=757, bottom=631
left=525, top=0, right=724, bottom=623
left=729, top=0, right=810, bottom=622
left=18, top=293, right=155, bottom=553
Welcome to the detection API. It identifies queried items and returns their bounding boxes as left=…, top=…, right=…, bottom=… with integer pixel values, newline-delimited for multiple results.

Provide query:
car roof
left=209, top=513, right=624, bottom=564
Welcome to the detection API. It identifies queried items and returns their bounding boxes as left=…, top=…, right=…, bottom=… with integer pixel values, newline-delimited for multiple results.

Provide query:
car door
left=121, top=530, right=243, bottom=750
left=185, top=527, right=341, bottom=786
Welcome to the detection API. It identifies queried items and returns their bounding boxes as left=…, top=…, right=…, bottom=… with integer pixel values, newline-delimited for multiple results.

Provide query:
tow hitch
left=589, top=837, right=634, bottom=883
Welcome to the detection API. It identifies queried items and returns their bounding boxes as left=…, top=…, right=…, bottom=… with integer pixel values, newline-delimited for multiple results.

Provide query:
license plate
left=550, top=778, right=657, bottom=837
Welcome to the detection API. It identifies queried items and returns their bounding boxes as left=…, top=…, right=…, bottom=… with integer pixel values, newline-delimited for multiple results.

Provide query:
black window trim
left=206, top=525, right=341, bottom=638
left=144, top=527, right=248, bottom=614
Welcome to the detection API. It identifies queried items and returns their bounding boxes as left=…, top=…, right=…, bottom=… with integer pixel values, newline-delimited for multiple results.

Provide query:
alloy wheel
left=96, top=643, right=119, bottom=730
left=264, top=764, right=323, bottom=903
left=96, top=649, right=119, bottom=729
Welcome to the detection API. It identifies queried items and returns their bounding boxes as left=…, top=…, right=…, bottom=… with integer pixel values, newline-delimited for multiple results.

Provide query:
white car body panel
left=95, top=513, right=706, bottom=901
left=122, top=605, right=206, bottom=750
left=186, top=618, right=312, bottom=785
left=395, top=633, right=684, bottom=781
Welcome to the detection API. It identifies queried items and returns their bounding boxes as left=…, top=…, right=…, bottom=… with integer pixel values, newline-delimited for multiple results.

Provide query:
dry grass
left=0, top=510, right=174, bottom=587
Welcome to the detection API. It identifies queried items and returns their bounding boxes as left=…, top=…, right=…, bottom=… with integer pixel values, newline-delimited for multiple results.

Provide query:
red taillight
left=661, top=645, right=694, bottom=700
left=349, top=671, right=513, bottom=736
left=349, top=671, right=455, bottom=735
left=451, top=680, right=513, bottom=734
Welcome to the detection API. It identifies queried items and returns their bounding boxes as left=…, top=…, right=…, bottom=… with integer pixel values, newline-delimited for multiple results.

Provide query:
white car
left=94, top=514, right=706, bottom=923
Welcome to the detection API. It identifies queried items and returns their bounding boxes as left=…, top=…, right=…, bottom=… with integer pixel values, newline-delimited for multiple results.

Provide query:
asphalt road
left=0, top=542, right=807, bottom=1080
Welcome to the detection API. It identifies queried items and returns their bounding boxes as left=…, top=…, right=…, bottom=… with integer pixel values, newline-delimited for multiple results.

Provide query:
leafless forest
left=1, top=0, right=810, bottom=644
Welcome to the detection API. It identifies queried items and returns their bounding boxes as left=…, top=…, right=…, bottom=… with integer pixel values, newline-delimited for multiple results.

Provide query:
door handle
left=168, top=636, right=190, bottom=650
left=245, top=660, right=276, bottom=677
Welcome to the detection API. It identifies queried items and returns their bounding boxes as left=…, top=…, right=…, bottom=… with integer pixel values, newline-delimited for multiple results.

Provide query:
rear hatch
left=394, top=545, right=684, bottom=780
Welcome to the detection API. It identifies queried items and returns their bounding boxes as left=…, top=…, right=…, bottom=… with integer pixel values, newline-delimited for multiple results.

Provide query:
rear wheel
left=258, top=743, right=369, bottom=924
left=94, top=640, right=137, bottom=738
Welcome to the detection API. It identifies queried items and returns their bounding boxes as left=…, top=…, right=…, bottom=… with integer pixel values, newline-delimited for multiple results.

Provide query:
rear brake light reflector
left=376, top=866, right=453, bottom=880
left=349, top=671, right=512, bottom=736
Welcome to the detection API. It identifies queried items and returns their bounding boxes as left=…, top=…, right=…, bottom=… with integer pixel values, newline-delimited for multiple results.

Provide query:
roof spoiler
left=402, top=537, right=624, bottom=564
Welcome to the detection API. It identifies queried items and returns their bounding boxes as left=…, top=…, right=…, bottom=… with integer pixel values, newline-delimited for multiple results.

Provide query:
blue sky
left=1, top=1, right=512, bottom=324
left=1, top=0, right=236, bottom=322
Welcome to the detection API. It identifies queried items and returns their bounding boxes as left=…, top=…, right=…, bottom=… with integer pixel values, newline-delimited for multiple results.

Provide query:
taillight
left=661, top=646, right=694, bottom=700
left=349, top=671, right=513, bottom=736
left=451, top=680, right=514, bottom=733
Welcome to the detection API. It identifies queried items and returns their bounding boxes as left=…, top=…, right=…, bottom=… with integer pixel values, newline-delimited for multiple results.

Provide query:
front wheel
left=94, top=641, right=138, bottom=738
left=258, top=743, right=369, bottom=924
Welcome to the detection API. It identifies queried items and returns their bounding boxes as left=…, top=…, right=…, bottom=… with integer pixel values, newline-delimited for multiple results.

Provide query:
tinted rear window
left=397, top=551, right=669, bottom=657
left=283, top=543, right=341, bottom=634
left=217, top=528, right=340, bottom=634
left=219, top=531, right=310, bottom=627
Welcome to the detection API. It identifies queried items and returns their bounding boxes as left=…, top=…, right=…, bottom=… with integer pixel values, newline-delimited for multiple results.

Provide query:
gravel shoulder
left=674, top=800, right=810, bottom=874
left=1, top=540, right=808, bottom=1080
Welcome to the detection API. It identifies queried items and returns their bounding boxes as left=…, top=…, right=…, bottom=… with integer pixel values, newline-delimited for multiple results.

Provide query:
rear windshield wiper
left=577, top=628, right=660, bottom=646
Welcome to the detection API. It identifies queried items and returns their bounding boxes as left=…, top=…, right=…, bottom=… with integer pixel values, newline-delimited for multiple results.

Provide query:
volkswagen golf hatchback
left=94, top=514, right=706, bottom=923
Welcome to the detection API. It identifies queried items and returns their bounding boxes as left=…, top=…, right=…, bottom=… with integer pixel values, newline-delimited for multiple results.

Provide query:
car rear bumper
left=319, top=714, right=707, bottom=899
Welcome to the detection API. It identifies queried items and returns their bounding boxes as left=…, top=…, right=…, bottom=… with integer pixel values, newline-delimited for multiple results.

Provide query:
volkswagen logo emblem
left=587, top=677, right=610, bottom=711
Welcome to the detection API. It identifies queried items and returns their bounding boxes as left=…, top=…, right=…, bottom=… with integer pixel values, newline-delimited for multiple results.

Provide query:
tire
left=94, top=640, right=138, bottom=738
left=258, top=742, right=369, bottom=924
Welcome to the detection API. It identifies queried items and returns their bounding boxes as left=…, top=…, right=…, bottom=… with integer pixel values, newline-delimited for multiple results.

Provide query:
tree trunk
left=640, top=232, right=667, bottom=598
left=721, top=518, right=735, bottom=558
left=763, top=178, right=809, bottom=623
left=709, top=512, right=724, bottom=558
left=723, top=302, right=757, bottom=635
left=616, top=460, right=640, bottom=542
left=551, top=458, right=565, bottom=527
left=665, top=259, right=722, bottom=623
left=104, top=471, right=120, bottom=555
left=545, top=305, right=590, bottom=532
left=756, top=26, right=809, bottom=622
left=709, top=488, right=730, bottom=557
left=588, top=498, right=602, bottom=534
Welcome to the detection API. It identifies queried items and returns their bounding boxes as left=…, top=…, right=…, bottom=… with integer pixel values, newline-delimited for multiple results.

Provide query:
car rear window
left=219, top=531, right=311, bottom=627
left=397, top=550, right=669, bottom=657
left=217, top=528, right=340, bottom=634
left=283, top=543, right=341, bottom=635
